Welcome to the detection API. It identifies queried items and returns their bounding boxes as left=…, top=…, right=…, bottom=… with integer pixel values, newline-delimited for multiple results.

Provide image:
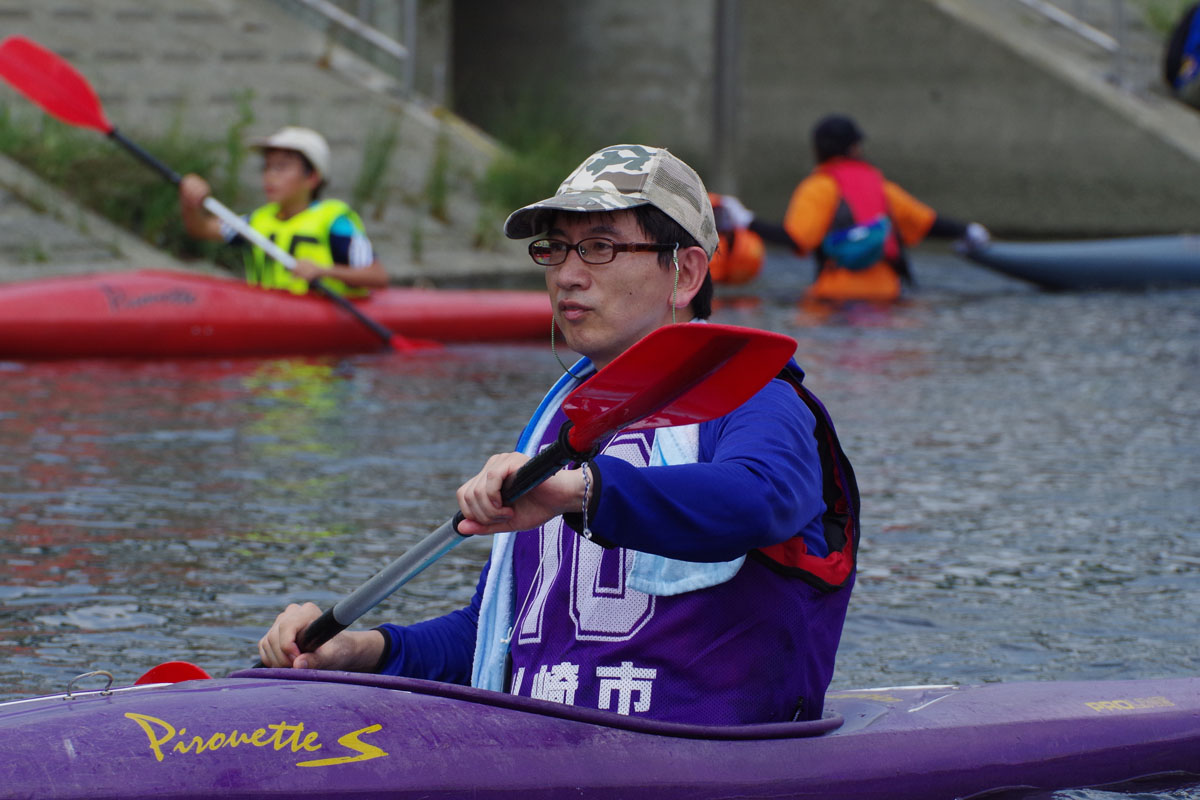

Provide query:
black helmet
left=812, top=114, right=864, bottom=163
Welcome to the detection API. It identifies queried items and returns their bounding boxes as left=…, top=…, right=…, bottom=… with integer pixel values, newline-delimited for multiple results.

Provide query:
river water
left=2, top=248, right=1198, bottom=797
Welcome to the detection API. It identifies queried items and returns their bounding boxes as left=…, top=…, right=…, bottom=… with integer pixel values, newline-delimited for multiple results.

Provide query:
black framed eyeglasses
left=528, top=237, right=677, bottom=267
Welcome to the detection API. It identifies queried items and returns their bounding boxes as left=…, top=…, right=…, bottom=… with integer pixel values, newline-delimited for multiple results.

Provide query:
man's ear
left=672, top=246, right=710, bottom=310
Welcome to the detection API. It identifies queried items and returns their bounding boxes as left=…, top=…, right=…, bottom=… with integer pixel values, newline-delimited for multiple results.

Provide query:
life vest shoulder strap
left=820, top=159, right=888, bottom=221
left=750, top=365, right=860, bottom=593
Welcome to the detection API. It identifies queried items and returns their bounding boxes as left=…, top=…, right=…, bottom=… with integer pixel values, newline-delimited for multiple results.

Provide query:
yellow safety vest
left=244, top=199, right=369, bottom=297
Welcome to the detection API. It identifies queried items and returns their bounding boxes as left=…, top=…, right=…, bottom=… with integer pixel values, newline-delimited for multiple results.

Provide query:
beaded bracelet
left=580, top=461, right=593, bottom=540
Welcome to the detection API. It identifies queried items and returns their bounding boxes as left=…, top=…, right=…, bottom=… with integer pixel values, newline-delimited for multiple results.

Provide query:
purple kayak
left=2, top=668, right=1198, bottom=798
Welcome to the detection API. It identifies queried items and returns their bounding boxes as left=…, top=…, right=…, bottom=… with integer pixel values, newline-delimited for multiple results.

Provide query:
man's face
left=543, top=210, right=679, bottom=370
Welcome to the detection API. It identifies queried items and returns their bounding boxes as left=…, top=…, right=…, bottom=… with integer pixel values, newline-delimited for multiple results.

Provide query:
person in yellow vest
left=179, top=126, right=388, bottom=296
left=718, top=115, right=990, bottom=303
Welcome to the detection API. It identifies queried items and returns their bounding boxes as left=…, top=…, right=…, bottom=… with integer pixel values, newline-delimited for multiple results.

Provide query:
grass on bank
left=1137, top=0, right=1196, bottom=34
left=0, top=105, right=244, bottom=271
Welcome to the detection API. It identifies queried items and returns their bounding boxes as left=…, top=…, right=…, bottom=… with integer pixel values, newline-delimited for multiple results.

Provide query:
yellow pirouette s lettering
left=1084, top=696, right=1175, bottom=712
left=296, top=724, right=387, bottom=767
left=124, top=713, right=387, bottom=766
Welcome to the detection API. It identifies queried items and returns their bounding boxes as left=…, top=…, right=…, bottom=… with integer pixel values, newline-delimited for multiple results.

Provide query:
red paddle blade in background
left=563, top=323, right=797, bottom=450
left=0, top=36, right=113, bottom=133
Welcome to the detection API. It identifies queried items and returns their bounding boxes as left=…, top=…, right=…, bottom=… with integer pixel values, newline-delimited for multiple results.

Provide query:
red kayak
left=0, top=269, right=551, bottom=358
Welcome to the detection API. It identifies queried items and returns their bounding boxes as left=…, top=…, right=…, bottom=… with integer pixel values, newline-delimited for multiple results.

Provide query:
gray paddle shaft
left=295, top=427, right=586, bottom=655
left=296, top=520, right=465, bottom=654
left=332, top=519, right=464, bottom=624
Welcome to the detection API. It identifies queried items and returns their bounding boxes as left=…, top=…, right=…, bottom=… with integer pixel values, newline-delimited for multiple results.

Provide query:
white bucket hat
left=250, top=126, right=331, bottom=178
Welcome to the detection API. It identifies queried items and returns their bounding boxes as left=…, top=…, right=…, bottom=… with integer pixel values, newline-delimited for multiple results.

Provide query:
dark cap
left=812, top=114, right=864, bottom=163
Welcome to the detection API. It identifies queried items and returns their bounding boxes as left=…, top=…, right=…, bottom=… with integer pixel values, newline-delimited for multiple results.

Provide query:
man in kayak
left=719, top=114, right=990, bottom=303
left=178, top=125, right=388, bottom=296
left=260, top=144, right=860, bottom=725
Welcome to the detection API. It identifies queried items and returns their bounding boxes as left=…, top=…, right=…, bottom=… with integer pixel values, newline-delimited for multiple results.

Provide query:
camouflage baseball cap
left=504, top=144, right=719, bottom=257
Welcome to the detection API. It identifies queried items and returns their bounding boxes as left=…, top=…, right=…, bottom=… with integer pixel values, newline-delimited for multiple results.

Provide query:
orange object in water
left=804, top=261, right=902, bottom=303
left=708, top=194, right=765, bottom=285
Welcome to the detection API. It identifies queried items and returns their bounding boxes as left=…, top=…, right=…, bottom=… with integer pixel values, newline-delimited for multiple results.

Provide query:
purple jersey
left=508, top=407, right=851, bottom=725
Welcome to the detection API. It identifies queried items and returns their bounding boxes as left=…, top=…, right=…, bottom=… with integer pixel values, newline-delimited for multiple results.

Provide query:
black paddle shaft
left=109, top=128, right=182, bottom=185
left=306, top=278, right=401, bottom=347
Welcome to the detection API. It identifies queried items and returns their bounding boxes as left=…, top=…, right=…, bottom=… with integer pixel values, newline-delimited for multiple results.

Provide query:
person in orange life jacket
left=717, top=114, right=990, bottom=302
left=258, top=144, right=860, bottom=726
left=179, top=126, right=388, bottom=296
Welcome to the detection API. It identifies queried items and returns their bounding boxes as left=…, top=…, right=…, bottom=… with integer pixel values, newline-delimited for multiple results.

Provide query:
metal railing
left=1015, top=0, right=1128, bottom=85
left=271, top=0, right=420, bottom=98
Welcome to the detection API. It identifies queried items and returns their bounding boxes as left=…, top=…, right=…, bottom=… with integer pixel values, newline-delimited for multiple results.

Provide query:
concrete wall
left=451, top=0, right=719, bottom=170
left=736, top=0, right=1200, bottom=236
left=450, top=0, right=1200, bottom=236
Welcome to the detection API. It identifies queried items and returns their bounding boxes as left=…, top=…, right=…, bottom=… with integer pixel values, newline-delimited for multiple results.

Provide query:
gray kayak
left=962, top=235, right=1200, bottom=290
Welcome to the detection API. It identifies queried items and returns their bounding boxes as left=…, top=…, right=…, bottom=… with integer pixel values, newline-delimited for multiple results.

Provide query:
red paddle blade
left=563, top=323, right=796, bottom=450
left=0, top=36, right=112, bottom=133
left=135, top=661, right=212, bottom=685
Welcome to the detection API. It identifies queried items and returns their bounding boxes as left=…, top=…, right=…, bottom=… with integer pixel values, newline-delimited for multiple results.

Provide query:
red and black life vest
left=751, top=364, right=860, bottom=593
left=818, top=158, right=912, bottom=283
